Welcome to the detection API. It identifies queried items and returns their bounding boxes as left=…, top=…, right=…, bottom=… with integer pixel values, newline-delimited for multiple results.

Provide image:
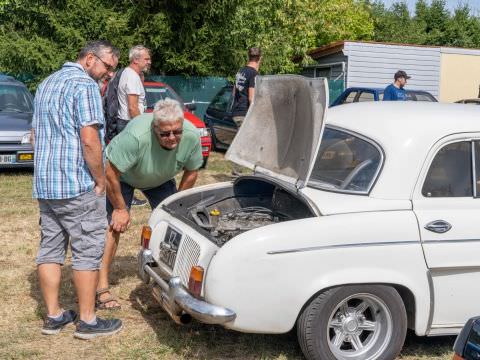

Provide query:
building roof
left=308, top=40, right=480, bottom=60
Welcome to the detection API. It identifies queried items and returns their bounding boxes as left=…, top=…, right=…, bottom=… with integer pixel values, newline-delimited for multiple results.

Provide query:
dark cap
left=394, top=70, right=411, bottom=80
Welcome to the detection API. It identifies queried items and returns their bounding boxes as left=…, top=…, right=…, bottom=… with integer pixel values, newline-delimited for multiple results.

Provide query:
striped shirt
left=33, top=62, right=105, bottom=199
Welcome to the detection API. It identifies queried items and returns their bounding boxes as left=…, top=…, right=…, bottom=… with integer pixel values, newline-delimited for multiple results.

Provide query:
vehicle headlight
left=21, top=132, right=31, bottom=144
left=197, top=128, right=209, bottom=137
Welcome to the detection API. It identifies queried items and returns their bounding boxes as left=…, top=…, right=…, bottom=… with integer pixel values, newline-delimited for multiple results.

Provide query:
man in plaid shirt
left=32, top=40, right=122, bottom=339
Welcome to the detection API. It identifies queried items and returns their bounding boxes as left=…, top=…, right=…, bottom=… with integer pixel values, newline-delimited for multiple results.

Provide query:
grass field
left=0, top=152, right=455, bottom=359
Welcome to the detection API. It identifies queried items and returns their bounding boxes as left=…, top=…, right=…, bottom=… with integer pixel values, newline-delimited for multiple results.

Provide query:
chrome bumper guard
left=138, top=249, right=236, bottom=325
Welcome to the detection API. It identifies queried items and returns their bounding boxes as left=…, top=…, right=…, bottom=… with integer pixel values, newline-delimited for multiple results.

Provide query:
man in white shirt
left=117, top=45, right=151, bottom=125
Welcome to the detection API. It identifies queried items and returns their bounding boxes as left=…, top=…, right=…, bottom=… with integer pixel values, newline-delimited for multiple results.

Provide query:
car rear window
left=309, top=127, right=383, bottom=194
left=145, top=85, right=182, bottom=109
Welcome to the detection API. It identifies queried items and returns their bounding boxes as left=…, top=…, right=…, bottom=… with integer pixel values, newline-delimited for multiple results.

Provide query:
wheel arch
left=295, top=282, right=417, bottom=332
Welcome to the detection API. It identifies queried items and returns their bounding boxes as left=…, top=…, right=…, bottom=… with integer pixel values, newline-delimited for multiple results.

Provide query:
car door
left=204, top=86, right=236, bottom=148
left=413, top=135, right=480, bottom=332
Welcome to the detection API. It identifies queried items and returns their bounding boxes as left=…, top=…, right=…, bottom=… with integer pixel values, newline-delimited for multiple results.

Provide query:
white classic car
left=138, top=75, right=480, bottom=360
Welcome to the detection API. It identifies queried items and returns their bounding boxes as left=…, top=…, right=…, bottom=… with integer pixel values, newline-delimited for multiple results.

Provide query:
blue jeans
left=106, top=179, right=176, bottom=223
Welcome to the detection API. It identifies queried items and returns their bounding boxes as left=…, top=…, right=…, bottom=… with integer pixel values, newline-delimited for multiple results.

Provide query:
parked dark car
left=0, top=75, right=34, bottom=169
left=330, top=87, right=438, bottom=107
left=453, top=316, right=480, bottom=360
left=203, top=83, right=235, bottom=151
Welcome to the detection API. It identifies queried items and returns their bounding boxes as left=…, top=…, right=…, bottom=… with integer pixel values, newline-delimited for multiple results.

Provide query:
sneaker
left=74, top=317, right=123, bottom=340
left=131, top=196, right=147, bottom=206
left=41, top=309, right=77, bottom=335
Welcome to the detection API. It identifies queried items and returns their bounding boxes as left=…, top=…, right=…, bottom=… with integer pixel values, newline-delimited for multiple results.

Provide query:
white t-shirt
left=117, top=67, right=145, bottom=121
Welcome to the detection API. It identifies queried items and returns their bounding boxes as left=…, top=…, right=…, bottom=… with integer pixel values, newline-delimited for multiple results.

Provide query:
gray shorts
left=36, top=190, right=107, bottom=271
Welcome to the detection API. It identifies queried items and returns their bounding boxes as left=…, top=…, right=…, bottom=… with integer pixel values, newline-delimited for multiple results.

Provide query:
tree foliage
left=0, top=0, right=373, bottom=86
left=369, top=0, right=480, bottom=47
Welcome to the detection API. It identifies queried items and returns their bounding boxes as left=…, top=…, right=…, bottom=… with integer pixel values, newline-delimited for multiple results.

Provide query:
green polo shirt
left=106, top=113, right=203, bottom=189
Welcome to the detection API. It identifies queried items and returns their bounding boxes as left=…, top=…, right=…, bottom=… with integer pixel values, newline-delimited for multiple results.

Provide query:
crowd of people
left=32, top=40, right=203, bottom=339
left=31, top=38, right=409, bottom=340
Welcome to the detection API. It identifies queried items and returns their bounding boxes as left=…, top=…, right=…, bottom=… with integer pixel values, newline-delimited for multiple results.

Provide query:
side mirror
left=453, top=317, right=480, bottom=360
left=185, top=103, right=197, bottom=111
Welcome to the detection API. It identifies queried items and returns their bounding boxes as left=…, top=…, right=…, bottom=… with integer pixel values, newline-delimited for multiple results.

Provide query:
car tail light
left=188, top=266, right=204, bottom=298
left=453, top=354, right=464, bottom=360
left=140, top=225, right=152, bottom=249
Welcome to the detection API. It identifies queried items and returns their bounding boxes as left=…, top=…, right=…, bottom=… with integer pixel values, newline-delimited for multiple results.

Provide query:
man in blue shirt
left=383, top=70, right=411, bottom=101
left=33, top=40, right=123, bottom=339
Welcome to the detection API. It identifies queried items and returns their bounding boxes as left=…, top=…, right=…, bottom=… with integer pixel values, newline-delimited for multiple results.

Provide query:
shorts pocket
left=80, top=219, right=107, bottom=257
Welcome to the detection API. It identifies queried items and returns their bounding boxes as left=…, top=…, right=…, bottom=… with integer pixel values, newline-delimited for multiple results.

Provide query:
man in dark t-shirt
left=232, top=47, right=262, bottom=128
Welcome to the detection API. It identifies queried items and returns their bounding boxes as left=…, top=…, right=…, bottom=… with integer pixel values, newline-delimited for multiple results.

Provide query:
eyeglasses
left=93, top=54, right=116, bottom=73
left=158, top=129, right=183, bottom=138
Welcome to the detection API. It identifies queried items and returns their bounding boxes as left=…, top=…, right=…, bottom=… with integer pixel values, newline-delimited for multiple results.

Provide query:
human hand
left=111, top=208, right=130, bottom=233
left=94, top=183, right=106, bottom=196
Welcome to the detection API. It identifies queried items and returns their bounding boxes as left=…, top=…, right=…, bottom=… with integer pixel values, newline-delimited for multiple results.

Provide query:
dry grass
left=0, top=152, right=454, bottom=359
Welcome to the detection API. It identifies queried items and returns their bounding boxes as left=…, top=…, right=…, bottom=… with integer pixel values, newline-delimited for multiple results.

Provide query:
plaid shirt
left=33, top=62, right=105, bottom=199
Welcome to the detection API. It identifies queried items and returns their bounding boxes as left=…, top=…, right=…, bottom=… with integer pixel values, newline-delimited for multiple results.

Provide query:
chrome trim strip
left=473, top=140, right=477, bottom=198
left=425, top=269, right=435, bottom=334
left=423, top=238, right=480, bottom=244
left=267, top=240, right=418, bottom=255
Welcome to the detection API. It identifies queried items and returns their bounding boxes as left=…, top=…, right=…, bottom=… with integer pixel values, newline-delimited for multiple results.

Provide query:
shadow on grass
left=128, top=283, right=303, bottom=359
left=0, top=168, right=33, bottom=175
left=28, top=255, right=136, bottom=319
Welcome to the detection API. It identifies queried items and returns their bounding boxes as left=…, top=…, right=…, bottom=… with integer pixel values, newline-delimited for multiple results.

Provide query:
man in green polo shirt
left=96, top=98, right=202, bottom=309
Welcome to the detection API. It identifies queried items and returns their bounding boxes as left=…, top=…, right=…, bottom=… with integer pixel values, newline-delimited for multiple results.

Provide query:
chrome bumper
left=137, top=249, right=236, bottom=325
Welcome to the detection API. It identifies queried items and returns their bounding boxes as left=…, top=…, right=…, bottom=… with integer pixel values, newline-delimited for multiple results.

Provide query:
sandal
left=96, top=287, right=121, bottom=310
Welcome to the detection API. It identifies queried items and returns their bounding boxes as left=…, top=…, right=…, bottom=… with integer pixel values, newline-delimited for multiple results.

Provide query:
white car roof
left=326, top=102, right=480, bottom=199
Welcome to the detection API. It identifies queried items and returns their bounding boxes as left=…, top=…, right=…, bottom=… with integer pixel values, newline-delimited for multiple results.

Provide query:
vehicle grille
left=173, top=234, right=201, bottom=286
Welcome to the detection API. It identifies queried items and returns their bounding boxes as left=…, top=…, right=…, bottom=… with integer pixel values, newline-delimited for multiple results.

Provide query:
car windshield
left=145, top=85, right=183, bottom=109
left=0, top=85, right=33, bottom=113
left=309, top=127, right=383, bottom=194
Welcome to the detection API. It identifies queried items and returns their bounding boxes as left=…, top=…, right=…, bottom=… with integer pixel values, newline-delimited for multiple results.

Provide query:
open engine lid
left=226, top=75, right=328, bottom=188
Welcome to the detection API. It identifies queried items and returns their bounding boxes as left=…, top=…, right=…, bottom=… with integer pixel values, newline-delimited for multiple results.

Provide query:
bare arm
left=106, top=160, right=130, bottom=232
left=248, top=87, right=255, bottom=105
left=30, top=128, right=35, bottom=147
left=178, top=169, right=198, bottom=191
left=127, top=94, right=140, bottom=119
left=80, top=125, right=105, bottom=194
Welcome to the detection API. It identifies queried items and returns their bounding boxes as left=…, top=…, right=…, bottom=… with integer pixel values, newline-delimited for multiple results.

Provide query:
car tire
left=297, top=285, right=407, bottom=360
left=201, top=156, right=208, bottom=169
left=209, top=124, right=220, bottom=152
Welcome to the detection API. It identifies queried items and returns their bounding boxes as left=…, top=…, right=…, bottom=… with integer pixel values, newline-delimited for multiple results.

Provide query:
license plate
left=159, top=226, right=182, bottom=269
left=18, top=153, right=33, bottom=161
left=0, top=154, right=15, bottom=164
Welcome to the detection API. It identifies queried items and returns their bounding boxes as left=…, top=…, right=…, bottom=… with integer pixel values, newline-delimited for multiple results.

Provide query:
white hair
left=128, top=45, right=150, bottom=62
left=153, top=98, right=184, bottom=124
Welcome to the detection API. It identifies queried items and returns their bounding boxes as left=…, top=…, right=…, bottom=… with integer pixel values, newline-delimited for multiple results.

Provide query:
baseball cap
left=394, top=70, right=411, bottom=80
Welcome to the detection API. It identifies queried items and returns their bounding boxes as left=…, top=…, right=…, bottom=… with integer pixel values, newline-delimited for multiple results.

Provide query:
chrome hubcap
left=327, top=293, right=393, bottom=359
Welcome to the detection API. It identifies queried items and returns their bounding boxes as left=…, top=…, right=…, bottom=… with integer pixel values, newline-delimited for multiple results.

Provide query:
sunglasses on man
left=158, top=129, right=183, bottom=138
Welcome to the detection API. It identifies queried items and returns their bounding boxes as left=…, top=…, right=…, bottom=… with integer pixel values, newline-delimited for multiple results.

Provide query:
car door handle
left=424, top=220, right=452, bottom=234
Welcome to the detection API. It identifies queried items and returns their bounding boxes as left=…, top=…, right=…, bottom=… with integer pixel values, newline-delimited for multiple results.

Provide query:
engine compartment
left=163, top=176, right=316, bottom=246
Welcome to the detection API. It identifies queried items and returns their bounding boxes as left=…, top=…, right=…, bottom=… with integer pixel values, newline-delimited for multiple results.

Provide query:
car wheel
left=209, top=125, right=220, bottom=151
left=297, top=285, right=407, bottom=360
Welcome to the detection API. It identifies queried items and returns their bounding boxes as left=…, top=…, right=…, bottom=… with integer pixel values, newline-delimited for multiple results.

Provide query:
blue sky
left=381, top=0, right=480, bottom=13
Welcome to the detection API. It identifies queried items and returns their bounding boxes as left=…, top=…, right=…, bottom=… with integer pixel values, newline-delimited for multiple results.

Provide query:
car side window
left=342, top=91, right=357, bottom=104
left=357, top=92, right=374, bottom=102
left=422, top=141, right=472, bottom=197
left=209, top=87, right=232, bottom=112
left=415, top=93, right=435, bottom=102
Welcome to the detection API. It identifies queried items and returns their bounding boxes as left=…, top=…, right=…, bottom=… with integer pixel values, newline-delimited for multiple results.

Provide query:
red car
left=144, top=81, right=211, bottom=167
